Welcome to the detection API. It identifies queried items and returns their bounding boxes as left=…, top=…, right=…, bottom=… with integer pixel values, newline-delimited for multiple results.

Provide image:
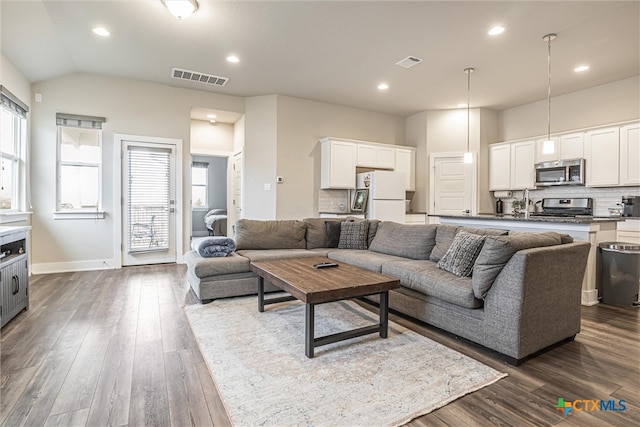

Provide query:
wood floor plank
left=44, top=408, right=89, bottom=427
left=0, top=366, right=38, bottom=425
left=85, top=333, right=136, bottom=427
left=128, top=340, right=170, bottom=427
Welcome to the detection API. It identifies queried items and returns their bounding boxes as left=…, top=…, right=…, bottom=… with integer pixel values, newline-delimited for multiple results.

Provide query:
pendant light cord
left=543, top=33, right=556, bottom=142
left=464, top=68, right=474, bottom=153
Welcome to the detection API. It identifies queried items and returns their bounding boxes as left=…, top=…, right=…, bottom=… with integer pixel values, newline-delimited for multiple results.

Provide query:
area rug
left=184, top=296, right=507, bottom=426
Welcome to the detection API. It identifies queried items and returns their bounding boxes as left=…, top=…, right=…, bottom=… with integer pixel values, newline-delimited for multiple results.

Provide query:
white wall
left=275, top=95, right=405, bottom=219
left=190, top=120, right=234, bottom=154
left=243, top=95, right=278, bottom=219
left=30, top=72, right=244, bottom=273
left=233, top=115, right=245, bottom=152
left=499, top=76, right=640, bottom=141
left=404, top=112, right=428, bottom=212
left=1, top=55, right=31, bottom=113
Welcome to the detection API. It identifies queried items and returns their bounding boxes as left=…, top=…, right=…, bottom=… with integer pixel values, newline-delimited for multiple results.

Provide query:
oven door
left=535, top=165, right=567, bottom=186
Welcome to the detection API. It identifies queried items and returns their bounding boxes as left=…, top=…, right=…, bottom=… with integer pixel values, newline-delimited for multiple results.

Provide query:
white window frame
left=191, top=162, right=209, bottom=210
left=0, top=86, right=30, bottom=224
left=54, top=113, right=106, bottom=220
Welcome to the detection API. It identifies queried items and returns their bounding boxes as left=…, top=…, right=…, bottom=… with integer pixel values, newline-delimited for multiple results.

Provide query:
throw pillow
left=338, top=221, right=368, bottom=250
left=429, top=225, right=461, bottom=262
left=325, top=221, right=342, bottom=248
left=437, top=231, right=487, bottom=277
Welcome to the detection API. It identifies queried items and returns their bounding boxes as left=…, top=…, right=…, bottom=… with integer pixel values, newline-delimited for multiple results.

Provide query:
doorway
left=191, top=155, right=228, bottom=237
left=429, top=152, right=477, bottom=215
left=114, top=134, right=183, bottom=267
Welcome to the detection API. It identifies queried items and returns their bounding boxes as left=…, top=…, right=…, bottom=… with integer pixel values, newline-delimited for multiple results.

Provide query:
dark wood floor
left=1, top=264, right=638, bottom=426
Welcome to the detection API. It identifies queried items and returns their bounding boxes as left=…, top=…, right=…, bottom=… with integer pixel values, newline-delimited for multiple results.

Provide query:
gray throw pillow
left=338, top=221, right=368, bottom=250
left=325, top=221, right=342, bottom=248
left=437, top=231, right=487, bottom=277
left=369, top=222, right=437, bottom=260
left=429, top=225, right=461, bottom=262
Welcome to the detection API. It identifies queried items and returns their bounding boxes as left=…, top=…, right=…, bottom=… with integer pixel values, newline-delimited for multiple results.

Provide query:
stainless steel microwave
left=534, top=159, right=585, bottom=187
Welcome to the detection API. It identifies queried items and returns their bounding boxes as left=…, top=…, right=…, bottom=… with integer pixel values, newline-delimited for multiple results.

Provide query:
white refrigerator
left=356, top=171, right=405, bottom=222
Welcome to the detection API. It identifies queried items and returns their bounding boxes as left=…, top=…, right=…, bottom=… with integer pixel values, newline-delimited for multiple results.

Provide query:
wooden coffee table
left=249, top=257, right=400, bottom=358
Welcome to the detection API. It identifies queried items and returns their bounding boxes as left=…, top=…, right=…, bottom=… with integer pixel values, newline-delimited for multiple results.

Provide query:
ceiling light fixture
left=463, top=67, right=474, bottom=164
left=542, top=33, right=557, bottom=155
left=377, top=83, right=389, bottom=90
left=92, top=27, right=110, bottom=37
left=209, top=119, right=216, bottom=124
left=574, top=65, right=590, bottom=72
left=226, top=55, right=240, bottom=63
left=488, top=26, right=505, bottom=36
left=162, top=0, right=199, bottom=20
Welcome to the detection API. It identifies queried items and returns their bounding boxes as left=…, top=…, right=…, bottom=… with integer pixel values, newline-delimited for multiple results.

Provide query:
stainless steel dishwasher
left=597, top=242, right=640, bottom=307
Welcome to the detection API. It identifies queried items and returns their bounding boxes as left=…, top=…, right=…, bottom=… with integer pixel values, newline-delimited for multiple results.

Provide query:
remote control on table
left=314, top=262, right=339, bottom=269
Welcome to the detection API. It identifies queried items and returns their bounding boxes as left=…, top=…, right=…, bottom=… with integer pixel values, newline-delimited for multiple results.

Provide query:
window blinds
left=0, top=85, right=29, bottom=118
left=127, top=145, right=171, bottom=253
left=56, top=113, right=106, bottom=129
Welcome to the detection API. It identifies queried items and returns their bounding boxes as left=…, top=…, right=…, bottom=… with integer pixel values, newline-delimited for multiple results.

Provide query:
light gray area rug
left=184, top=296, right=507, bottom=427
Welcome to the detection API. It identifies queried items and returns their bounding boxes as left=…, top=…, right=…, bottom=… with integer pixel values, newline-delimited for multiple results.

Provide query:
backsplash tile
left=318, top=189, right=350, bottom=213
left=498, top=186, right=640, bottom=216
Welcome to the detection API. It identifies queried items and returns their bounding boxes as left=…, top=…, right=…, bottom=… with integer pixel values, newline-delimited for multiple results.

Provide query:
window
left=56, top=113, right=105, bottom=217
left=0, top=86, right=28, bottom=215
left=192, top=162, right=208, bottom=209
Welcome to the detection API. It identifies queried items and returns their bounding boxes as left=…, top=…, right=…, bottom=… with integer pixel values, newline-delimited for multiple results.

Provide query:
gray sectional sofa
left=185, top=218, right=590, bottom=364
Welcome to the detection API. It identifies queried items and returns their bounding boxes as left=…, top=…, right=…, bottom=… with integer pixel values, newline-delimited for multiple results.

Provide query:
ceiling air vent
left=395, top=56, right=423, bottom=68
left=171, top=68, right=229, bottom=87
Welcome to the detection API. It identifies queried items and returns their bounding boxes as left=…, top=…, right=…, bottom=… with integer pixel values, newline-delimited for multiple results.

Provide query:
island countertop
left=431, top=213, right=625, bottom=224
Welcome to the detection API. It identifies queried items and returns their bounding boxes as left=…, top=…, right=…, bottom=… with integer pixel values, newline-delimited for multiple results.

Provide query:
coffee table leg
left=380, top=291, right=389, bottom=338
left=258, top=277, right=265, bottom=312
left=305, top=303, right=315, bottom=358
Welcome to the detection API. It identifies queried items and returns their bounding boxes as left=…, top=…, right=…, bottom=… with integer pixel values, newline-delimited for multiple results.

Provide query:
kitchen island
left=433, top=214, right=623, bottom=306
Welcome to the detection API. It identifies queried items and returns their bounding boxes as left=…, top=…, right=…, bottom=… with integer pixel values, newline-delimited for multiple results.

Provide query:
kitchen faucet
left=523, top=188, right=530, bottom=218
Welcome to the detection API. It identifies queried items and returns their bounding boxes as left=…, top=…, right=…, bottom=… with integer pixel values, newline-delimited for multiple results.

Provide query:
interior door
left=433, top=155, right=472, bottom=215
left=122, top=141, right=176, bottom=266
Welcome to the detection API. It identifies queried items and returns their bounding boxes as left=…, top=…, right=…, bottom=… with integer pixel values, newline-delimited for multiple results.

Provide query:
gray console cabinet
left=1, top=228, right=29, bottom=328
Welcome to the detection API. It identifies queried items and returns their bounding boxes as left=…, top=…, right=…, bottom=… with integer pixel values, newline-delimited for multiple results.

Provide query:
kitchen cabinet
left=585, top=127, right=619, bottom=187
left=404, top=213, right=426, bottom=224
left=510, top=140, right=535, bottom=190
left=320, top=138, right=356, bottom=189
left=1, top=228, right=29, bottom=328
left=356, top=143, right=395, bottom=169
left=535, top=133, right=584, bottom=163
left=489, top=143, right=511, bottom=190
left=620, top=122, right=640, bottom=186
left=395, top=148, right=416, bottom=191
left=617, top=219, right=640, bottom=245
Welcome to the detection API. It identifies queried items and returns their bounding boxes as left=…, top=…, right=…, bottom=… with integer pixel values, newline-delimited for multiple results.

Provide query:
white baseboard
left=581, top=289, right=599, bottom=306
left=31, top=258, right=118, bottom=275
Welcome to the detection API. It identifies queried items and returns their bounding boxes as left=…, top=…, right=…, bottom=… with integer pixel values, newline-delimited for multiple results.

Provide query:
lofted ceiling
left=1, top=1, right=638, bottom=120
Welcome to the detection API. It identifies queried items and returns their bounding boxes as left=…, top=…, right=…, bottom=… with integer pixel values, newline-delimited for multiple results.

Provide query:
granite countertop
left=318, top=211, right=361, bottom=215
left=432, top=213, right=625, bottom=224
left=406, top=211, right=428, bottom=215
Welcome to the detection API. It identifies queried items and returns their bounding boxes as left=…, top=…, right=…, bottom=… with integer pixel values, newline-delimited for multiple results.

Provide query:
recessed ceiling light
left=377, top=83, right=389, bottom=90
left=457, top=103, right=467, bottom=108
left=207, top=114, right=217, bottom=119
left=92, top=27, right=110, bottom=37
left=488, top=26, right=505, bottom=36
left=210, top=119, right=216, bottom=124
left=574, top=65, right=590, bottom=72
left=226, top=55, right=240, bottom=63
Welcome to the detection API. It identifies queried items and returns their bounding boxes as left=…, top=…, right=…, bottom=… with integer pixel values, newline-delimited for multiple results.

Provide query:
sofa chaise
left=185, top=218, right=590, bottom=364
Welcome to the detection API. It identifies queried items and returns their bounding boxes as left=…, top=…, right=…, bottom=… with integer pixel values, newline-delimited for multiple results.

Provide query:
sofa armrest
left=482, top=242, right=590, bottom=359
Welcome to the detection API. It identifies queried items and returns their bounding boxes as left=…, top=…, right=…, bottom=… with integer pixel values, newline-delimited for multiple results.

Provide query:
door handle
left=462, top=210, right=470, bottom=214
left=12, top=275, right=19, bottom=295
left=169, top=208, right=175, bottom=213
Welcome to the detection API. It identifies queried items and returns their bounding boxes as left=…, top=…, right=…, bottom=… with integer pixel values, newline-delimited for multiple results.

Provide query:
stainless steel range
left=531, top=198, right=593, bottom=217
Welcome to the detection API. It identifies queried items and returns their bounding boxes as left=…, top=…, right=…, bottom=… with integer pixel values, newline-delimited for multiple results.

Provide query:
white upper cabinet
left=356, top=143, right=395, bottom=169
left=489, top=143, right=511, bottom=190
left=320, top=139, right=356, bottom=189
left=620, top=122, right=640, bottom=186
left=535, top=133, right=583, bottom=163
left=395, top=148, right=416, bottom=191
left=510, top=140, right=535, bottom=190
left=585, top=127, right=620, bottom=187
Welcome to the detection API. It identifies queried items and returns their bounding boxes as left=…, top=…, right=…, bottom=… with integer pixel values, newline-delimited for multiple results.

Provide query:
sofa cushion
left=429, top=225, right=461, bottom=262
left=185, top=251, right=251, bottom=279
left=369, top=222, right=437, bottom=260
left=382, top=261, right=482, bottom=309
left=235, top=219, right=306, bottom=250
left=235, top=249, right=320, bottom=262
left=437, top=231, right=487, bottom=277
left=460, top=226, right=509, bottom=237
left=338, top=221, right=368, bottom=250
left=303, top=218, right=341, bottom=249
left=328, top=249, right=407, bottom=273
left=472, top=231, right=563, bottom=299
left=325, top=221, right=342, bottom=248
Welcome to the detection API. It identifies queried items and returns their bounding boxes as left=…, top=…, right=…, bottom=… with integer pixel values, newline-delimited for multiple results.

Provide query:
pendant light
left=541, top=33, right=557, bottom=155
left=162, top=0, right=199, bottom=20
left=463, top=67, right=474, bottom=164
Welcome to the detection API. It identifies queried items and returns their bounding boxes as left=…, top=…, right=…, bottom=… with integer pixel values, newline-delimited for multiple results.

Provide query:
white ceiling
left=2, top=1, right=638, bottom=121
